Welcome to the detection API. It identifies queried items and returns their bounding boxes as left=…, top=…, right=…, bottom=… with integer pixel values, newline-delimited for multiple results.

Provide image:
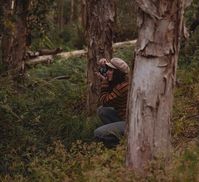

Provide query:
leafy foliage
left=114, top=0, right=137, bottom=42
left=28, top=0, right=56, bottom=36
left=0, top=1, right=199, bottom=181
left=0, top=44, right=199, bottom=181
left=179, top=0, right=199, bottom=67
left=0, top=57, right=99, bottom=178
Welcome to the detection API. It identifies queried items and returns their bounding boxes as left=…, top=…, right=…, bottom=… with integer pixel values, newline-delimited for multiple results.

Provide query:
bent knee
left=97, top=106, right=113, bottom=118
left=94, top=128, right=101, bottom=138
left=94, top=125, right=109, bottom=139
left=96, top=106, right=103, bottom=116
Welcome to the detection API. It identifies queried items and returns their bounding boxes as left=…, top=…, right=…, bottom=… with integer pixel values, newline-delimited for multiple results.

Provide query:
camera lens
left=99, top=67, right=108, bottom=75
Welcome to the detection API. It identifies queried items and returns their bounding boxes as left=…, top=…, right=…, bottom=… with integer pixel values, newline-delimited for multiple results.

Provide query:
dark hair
left=109, top=69, right=127, bottom=89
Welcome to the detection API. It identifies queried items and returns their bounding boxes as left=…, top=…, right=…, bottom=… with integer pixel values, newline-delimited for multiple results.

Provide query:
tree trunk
left=86, top=0, right=116, bottom=115
left=126, top=0, right=191, bottom=173
left=1, top=0, right=13, bottom=70
left=1, top=0, right=30, bottom=76
left=57, top=0, right=64, bottom=31
left=70, top=0, right=74, bottom=22
left=70, top=0, right=81, bottom=23
left=81, top=0, right=86, bottom=28
left=190, top=6, right=199, bottom=32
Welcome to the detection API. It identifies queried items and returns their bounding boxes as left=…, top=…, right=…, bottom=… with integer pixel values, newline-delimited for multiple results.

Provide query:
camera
left=99, top=66, right=108, bottom=76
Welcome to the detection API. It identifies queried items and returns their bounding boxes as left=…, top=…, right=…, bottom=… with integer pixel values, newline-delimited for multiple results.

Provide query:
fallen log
left=26, top=55, right=53, bottom=66
left=26, top=39, right=137, bottom=66
left=39, top=48, right=63, bottom=56
left=26, top=48, right=63, bottom=59
left=26, top=50, right=86, bottom=66
left=113, top=39, right=137, bottom=48
left=26, top=51, right=40, bottom=58
left=58, top=49, right=87, bottom=59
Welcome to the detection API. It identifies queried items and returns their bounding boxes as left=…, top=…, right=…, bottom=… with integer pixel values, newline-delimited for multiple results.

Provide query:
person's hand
left=98, top=58, right=108, bottom=67
left=95, top=71, right=107, bottom=80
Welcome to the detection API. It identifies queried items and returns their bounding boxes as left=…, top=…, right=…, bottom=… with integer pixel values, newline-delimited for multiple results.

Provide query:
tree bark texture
left=79, top=0, right=86, bottom=26
left=126, top=0, right=191, bottom=173
left=1, top=0, right=30, bottom=76
left=57, top=0, right=64, bottom=31
left=86, top=0, right=116, bottom=115
left=70, top=0, right=74, bottom=22
left=81, top=0, right=86, bottom=28
left=1, top=0, right=14, bottom=69
left=71, top=0, right=82, bottom=23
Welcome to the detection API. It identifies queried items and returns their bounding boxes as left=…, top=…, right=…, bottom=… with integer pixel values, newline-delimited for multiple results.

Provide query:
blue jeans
left=94, top=106, right=125, bottom=145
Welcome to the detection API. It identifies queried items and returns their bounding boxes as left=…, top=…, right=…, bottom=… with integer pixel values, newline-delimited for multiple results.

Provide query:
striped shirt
left=99, top=79, right=129, bottom=120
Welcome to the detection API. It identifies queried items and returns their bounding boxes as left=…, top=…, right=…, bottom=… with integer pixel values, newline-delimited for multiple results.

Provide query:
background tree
left=27, top=0, right=56, bottom=49
left=189, top=5, right=199, bottom=32
left=126, top=0, right=192, bottom=173
left=0, top=0, right=56, bottom=76
left=1, top=0, right=30, bottom=76
left=86, top=0, right=116, bottom=114
left=114, top=0, right=137, bottom=42
left=57, top=0, right=65, bottom=32
left=0, top=0, right=198, bottom=180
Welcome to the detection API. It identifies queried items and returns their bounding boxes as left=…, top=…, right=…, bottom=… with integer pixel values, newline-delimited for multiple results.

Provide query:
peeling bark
left=126, top=0, right=192, bottom=174
left=86, top=0, right=116, bottom=115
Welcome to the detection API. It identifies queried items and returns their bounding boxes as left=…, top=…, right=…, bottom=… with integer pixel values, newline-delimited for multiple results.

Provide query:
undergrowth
left=0, top=47, right=199, bottom=181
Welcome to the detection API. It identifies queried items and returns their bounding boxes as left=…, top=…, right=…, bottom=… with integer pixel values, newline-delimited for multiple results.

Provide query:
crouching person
left=94, top=57, right=130, bottom=147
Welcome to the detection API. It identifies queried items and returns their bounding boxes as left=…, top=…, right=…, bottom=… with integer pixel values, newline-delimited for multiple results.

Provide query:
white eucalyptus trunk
left=126, top=0, right=192, bottom=173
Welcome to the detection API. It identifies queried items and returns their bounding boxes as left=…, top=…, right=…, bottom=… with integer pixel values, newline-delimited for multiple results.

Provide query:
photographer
left=94, top=57, right=130, bottom=146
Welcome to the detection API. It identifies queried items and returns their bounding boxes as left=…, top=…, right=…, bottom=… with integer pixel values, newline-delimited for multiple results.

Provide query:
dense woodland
left=0, top=0, right=199, bottom=181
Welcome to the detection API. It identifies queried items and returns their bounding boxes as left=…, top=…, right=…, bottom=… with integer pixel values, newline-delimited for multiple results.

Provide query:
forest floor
left=0, top=47, right=198, bottom=181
